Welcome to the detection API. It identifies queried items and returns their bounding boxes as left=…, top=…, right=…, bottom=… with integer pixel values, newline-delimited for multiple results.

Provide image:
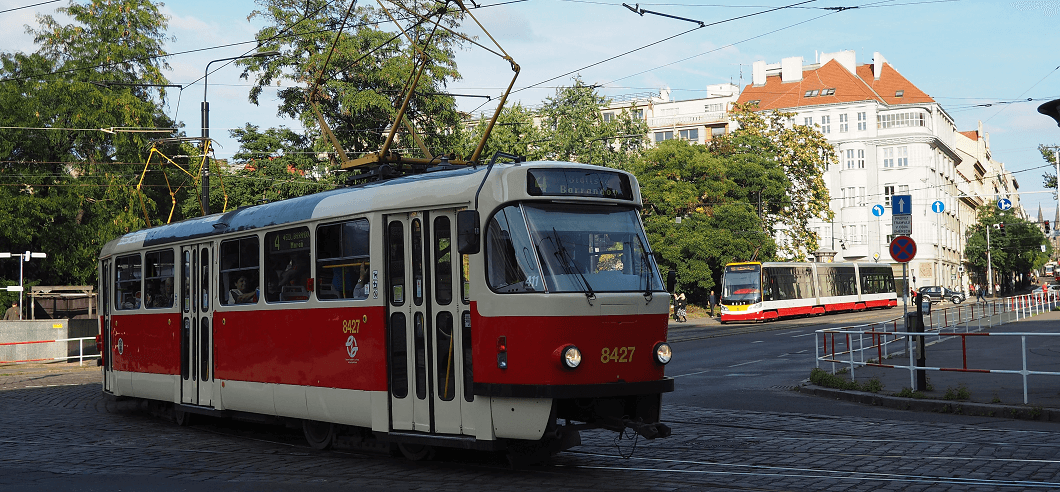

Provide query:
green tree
left=712, top=103, right=834, bottom=260
left=207, top=124, right=338, bottom=211
left=629, top=139, right=777, bottom=302
left=965, top=206, right=1050, bottom=293
left=1039, top=144, right=1058, bottom=196
left=239, top=0, right=466, bottom=162
left=0, top=0, right=176, bottom=292
left=460, top=104, right=545, bottom=162
left=536, top=78, right=649, bottom=169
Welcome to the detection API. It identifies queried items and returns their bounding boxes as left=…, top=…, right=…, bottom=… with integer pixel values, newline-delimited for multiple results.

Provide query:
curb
left=796, top=384, right=1060, bottom=422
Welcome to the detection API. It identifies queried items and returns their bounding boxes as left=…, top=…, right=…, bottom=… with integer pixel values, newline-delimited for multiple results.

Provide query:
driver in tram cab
left=229, top=276, right=258, bottom=304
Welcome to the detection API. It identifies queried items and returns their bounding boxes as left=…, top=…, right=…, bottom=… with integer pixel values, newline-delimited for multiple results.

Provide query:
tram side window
left=316, top=219, right=370, bottom=300
left=860, top=266, right=895, bottom=294
left=114, top=254, right=142, bottom=310
left=834, top=267, right=857, bottom=296
left=265, top=227, right=311, bottom=303
left=435, top=216, right=453, bottom=305
left=144, top=249, right=175, bottom=309
left=220, top=236, right=260, bottom=305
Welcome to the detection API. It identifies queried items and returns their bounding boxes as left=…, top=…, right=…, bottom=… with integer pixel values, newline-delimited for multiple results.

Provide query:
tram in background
left=97, top=161, right=675, bottom=462
left=719, top=261, right=897, bottom=323
left=1045, top=262, right=1057, bottom=282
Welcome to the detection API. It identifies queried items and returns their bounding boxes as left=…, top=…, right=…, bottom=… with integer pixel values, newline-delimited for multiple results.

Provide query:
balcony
left=647, top=112, right=727, bottom=128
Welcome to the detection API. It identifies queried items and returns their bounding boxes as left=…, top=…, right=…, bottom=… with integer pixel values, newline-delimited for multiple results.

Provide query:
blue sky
left=3, top=0, right=1060, bottom=222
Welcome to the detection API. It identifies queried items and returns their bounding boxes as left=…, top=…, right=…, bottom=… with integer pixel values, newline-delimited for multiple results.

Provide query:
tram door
left=180, top=243, right=214, bottom=407
left=386, top=209, right=466, bottom=435
left=100, top=259, right=114, bottom=393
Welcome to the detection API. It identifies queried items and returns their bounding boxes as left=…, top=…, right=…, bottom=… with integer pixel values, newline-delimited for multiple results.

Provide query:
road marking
left=728, top=359, right=763, bottom=368
left=777, top=330, right=802, bottom=336
left=671, top=369, right=713, bottom=378
left=792, top=333, right=816, bottom=338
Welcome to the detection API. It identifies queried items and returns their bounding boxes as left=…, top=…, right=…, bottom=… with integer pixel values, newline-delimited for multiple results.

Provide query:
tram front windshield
left=722, top=264, right=762, bottom=305
left=485, top=203, right=663, bottom=294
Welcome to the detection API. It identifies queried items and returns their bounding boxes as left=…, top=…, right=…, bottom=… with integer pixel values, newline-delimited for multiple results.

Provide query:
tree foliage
left=629, top=139, right=778, bottom=302
left=0, top=0, right=176, bottom=304
left=239, top=0, right=466, bottom=161
left=712, top=103, right=834, bottom=260
left=535, top=78, right=649, bottom=168
left=460, top=104, right=545, bottom=163
left=1039, top=144, right=1058, bottom=197
left=965, top=206, right=1051, bottom=293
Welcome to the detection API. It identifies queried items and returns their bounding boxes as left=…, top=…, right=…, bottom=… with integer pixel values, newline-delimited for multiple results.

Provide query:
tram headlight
left=653, top=342, right=672, bottom=365
left=557, top=344, right=582, bottom=369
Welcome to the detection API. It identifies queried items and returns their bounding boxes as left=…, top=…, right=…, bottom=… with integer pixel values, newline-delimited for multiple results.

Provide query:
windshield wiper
left=639, top=243, right=653, bottom=300
left=549, top=228, right=596, bottom=304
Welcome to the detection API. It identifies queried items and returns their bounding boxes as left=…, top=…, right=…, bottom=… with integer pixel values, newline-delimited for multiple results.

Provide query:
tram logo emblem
left=345, top=335, right=359, bottom=363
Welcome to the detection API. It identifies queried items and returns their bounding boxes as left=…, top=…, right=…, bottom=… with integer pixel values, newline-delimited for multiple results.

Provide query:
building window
left=602, top=112, right=613, bottom=123
left=897, top=146, right=909, bottom=167
left=858, top=149, right=865, bottom=169
left=839, top=113, right=848, bottom=132
left=711, top=126, right=726, bottom=137
left=654, top=131, right=673, bottom=143
left=857, top=112, right=867, bottom=131
left=883, top=147, right=895, bottom=168
left=859, top=225, right=867, bottom=244
left=845, top=187, right=856, bottom=207
left=821, top=115, right=831, bottom=134
left=858, top=187, right=866, bottom=206
left=804, top=89, right=819, bottom=97
left=631, top=109, right=644, bottom=120
left=895, top=90, right=904, bottom=97
left=884, top=185, right=895, bottom=206
left=877, top=112, right=926, bottom=130
left=846, top=149, right=855, bottom=169
left=679, top=128, right=699, bottom=142
left=821, top=88, right=835, bottom=96
left=804, top=117, right=813, bottom=127
left=704, top=102, right=725, bottom=112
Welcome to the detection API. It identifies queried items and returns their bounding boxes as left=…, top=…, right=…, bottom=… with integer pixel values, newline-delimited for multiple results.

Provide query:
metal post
left=986, top=225, right=993, bottom=297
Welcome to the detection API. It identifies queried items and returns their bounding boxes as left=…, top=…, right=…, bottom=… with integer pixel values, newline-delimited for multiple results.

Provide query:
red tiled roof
left=959, top=130, right=979, bottom=141
left=737, top=59, right=934, bottom=111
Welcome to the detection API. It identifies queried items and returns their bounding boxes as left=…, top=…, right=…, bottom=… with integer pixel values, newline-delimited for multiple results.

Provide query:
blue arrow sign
left=997, top=198, right=1012, bottom=211
left=932, top=200, right=945, bottom=213
left=892, top=195, right=912, bottom=215
left=872, top=204, right=885, bottom=217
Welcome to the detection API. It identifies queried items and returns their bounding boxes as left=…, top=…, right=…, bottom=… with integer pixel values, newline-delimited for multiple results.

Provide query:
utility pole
left=986, top=225, right=994, bottom=297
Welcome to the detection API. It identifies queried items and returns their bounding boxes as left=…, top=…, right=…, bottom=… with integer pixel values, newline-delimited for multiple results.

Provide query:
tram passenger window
left=412, top=219, right=423, bottom=306
left=144, top=249, right=175, bottom=309
left=436, top=311, right=455, bottom=401
left=114, top=254, right=142, bottom=310
left=316, top=219, right=370, bottom=300
left=264, top=227, right=311, bottom=303
left=435, top=216, right=453, bottom=305
left=220, top=236, right=260, bottom=305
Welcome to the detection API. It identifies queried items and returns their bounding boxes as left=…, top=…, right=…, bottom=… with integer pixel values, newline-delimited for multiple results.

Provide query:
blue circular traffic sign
left=872, top=204, right=885, bottom=217
left=889, top=236, right=917, bottom=263
left=997, top=198, right=1012, bottom=211
left=932, top=200, right=945, bottom=213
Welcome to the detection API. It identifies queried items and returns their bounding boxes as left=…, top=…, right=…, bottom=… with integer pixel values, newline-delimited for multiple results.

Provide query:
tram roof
left=101, top=161, right=637, bottom=255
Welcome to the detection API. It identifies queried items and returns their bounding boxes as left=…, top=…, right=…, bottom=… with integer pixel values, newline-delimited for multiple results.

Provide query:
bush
left=809, top=368, right=883, bottom=393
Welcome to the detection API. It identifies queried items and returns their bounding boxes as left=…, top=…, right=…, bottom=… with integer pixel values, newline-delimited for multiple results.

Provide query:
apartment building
left=601, top=84, right=740, bottom=145
left=736, top=50, right=1023, bottom=291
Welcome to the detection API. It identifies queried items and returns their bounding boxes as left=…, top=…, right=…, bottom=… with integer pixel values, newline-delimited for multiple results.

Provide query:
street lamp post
left=1036, top=100, right=1060, bottom=245
left=1, top=251, right=47, bottom=320
left=201, top=51, right=280, bottom=215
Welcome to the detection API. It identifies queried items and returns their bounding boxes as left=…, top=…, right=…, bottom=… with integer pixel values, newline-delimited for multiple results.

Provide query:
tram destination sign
left=527, top=169, right=633, bottom=200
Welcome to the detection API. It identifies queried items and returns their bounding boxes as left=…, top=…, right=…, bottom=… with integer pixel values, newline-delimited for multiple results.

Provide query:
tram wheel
left=302, top=420, right=336, bottom=450
left=173, top=406, right=192, bottom=427
left=397, top=442, right=435, bottom=461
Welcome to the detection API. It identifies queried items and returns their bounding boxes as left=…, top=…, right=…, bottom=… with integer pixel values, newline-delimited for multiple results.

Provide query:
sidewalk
left=0, top=361, right=99, bottom=391
left=801, top=307, right=1060, bottom=421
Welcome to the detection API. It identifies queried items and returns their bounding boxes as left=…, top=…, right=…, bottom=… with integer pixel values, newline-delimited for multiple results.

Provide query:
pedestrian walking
left=3, top=301, right=18, bottom=320
left=708, top=290, right=717, bottom=317
left=675, top=293, right=687, bottom=323
left=975, top=283, right=986, bottom=302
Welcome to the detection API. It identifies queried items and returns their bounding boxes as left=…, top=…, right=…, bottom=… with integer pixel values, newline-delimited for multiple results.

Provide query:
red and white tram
left=719, top=261, right=897, bottom=323
left=97, top=161, right=674, bottom=461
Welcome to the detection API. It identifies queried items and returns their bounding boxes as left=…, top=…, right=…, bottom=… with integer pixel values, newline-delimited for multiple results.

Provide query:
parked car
left=918, top=286, right=965, bottom=304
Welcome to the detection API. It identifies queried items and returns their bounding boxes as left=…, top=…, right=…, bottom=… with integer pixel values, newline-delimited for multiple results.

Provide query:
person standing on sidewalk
left=708, top=290, right=717, bottom=317
left=976, top=283, right=986, bottom=303
left=3, top=301, right=18, bottom=320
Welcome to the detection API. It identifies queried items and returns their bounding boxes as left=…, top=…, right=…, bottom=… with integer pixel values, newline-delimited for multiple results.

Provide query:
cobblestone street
left=3, top=364, right=1060, bottom=491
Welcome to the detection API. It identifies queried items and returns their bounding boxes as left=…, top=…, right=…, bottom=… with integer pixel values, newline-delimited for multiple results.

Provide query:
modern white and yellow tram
left=97, top=161, right=675, bottom=462
left=719, top=262, right=897, bottom=323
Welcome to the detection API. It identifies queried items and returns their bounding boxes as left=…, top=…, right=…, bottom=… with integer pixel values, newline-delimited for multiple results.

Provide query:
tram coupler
left=621, top=418, right=671, bottom=439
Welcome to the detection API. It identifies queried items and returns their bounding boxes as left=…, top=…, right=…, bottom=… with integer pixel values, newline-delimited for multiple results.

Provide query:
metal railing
left=815, top=293, right=1059, bottom=403
left=0, top=336, right=100, bottom=366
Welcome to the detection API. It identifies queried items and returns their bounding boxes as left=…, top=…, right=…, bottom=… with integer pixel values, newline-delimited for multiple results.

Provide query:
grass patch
left=893, top=387, right=927, bottom=399
left=809, top=368, right=884, bottom=393
left=943, top=384, right=971, bottom=401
